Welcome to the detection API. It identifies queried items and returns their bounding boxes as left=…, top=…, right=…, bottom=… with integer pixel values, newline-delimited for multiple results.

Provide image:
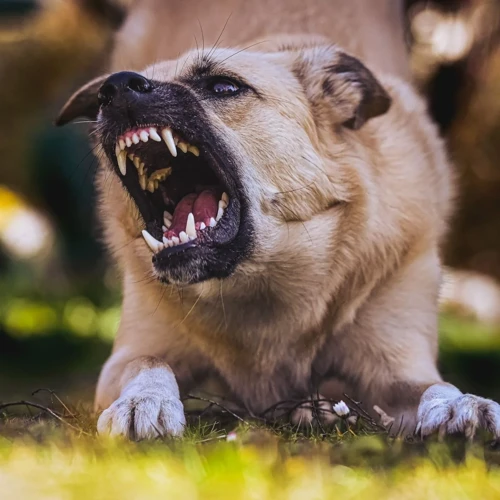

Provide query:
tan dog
left=57, top=0, right=500, bottom=439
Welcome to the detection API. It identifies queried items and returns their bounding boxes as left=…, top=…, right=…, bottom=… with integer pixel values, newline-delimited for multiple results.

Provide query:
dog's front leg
left=96, top=354, right=185, bottom=439
left=331, top=249, right=500, bottom=439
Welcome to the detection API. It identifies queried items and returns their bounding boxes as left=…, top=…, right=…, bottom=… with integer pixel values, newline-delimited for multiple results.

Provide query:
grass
left=2, top=400, right=500, bottom=499
left=1, top=312, right=500, bottom=499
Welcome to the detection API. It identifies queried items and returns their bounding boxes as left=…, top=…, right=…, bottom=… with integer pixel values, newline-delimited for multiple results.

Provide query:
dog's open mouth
left=112, top=125, right=235, bottom=256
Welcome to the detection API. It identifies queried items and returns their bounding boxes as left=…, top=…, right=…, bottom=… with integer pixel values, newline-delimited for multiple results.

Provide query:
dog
left=56, top=0, right=500, bottom=440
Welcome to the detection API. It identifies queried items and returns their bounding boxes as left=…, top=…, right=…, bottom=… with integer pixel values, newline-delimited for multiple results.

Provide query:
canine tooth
left=216, top=206, right=224, bottom=221
left=222, top=192, right=229, bottom=204
left=133, top=156, right=141, bottom=169
left=162, top=225, right=167, bottom=232
left=163, top=216, right=171, bottom=229
left=132, top=133, right=140, bottom=144
left=188, top=145, right=200, bottom=157
left=149, top=128, right=162, bottom=142
left=209, top=217, right=217, bottom=227
left=186, top=213, right=196, bottom=239
left=139, top=162, right=146, bottom=175
left=163, top=210, right=173, bottom=221
left=200, top=222, right=206, bottom=230
left=139, top=174, right=147, bottom=190
left=118, top=138, right=126, bottom=150
left=140, top=130, right=149, bottom=142
left=117, top=151, right=127, bottom=175
left=161, top=128, right=177, bottom=157
left=125, top=136, right=132, bottom=148
left=142, top=230, right=162, bottom=253
left=147, top=181, right=155, bottom=192
left=172, top=236, right=180, bottom=245
left=177, top=142, right=188, bottom=154
left=219, top=199, right=227, bottom=210
left=154, top=180, right=159, bottom=189
left=179, top=231, right=189, bottom=243
left=115, top=143, right=121, bottom=158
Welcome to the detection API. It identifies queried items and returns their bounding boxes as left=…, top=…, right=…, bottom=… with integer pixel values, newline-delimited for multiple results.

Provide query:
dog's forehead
left=142, top=47, right=293, bottom=86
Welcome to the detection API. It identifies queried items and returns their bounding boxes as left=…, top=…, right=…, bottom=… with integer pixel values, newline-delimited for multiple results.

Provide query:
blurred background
left=0, top=0, right=499, bottom=405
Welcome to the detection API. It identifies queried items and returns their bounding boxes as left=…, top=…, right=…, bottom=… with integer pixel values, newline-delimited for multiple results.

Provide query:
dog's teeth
left=209, top=217, right=217, bottom=227
left=118, top=138, right=126, bottom=150
left=186, top=213, right=196, bottom=239
left=128, top=154, right=135, bottom=162
left=132, top=133, right=140, bottom=144
left=115, top=143, right=121, bottom=158
left=163, top=216, right=172, bottom=229
left=172, top=236, right=180, bottom=245
left=218, top=198, right=227, bottom=210
left=149, top=127, right=162, bottom=142
left=188, top=145, right=200, bottom=157
left=162, top=236, right=170, bottom=246
left=147, top=181, right=155, bottom=193
left=142, top=230, right=162, bottom=253
left=117, top=151, right=127, bottom=175
left=139, top=174, right=147, bottom=190
left=199, top=222, right=206, bottom=230
left=125, top=136, right=132, bottom=148
left=177, top=141, right=188, bottom=154
left=139, top=162, right=146, bottom=175
left=133, top=156, right=141, bottom=169
left=221, top=192, right=229, bottom=204
left=179, top=231, right=189, bottom=243
left=161, top=127, right=177, bottom=157
left=216, top=206, right=224, bottom=221
left=162, top=225, right=167, bottom=232
left=163, top=210, right=173, bottom=222
left=140, top=130, right=149, bottom=142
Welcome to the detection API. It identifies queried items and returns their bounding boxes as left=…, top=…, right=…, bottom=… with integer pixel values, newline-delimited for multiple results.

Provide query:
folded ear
left=293, top=46, right=391, bottom=130
left=55, top=74, right=108, bottom=126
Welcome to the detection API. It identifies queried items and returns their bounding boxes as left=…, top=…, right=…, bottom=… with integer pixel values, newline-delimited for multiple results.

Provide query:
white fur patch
left=416, top=384, right=500, bottom=439
left=97, top=366, right=185, bottom=439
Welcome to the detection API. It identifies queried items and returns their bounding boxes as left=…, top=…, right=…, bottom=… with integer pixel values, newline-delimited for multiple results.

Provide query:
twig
left=184, top=394, right=249, bottom=424
left=31, top=388, right=78, bottom=418
left=0, top=401, right=91, bottom=436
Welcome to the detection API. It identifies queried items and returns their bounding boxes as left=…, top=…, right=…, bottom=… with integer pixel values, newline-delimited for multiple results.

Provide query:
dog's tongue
left=167, top=188, right=219, bottom=237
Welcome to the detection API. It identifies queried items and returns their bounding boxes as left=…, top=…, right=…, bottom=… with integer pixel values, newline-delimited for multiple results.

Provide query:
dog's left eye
left=207, top=78, right=240, bottom=96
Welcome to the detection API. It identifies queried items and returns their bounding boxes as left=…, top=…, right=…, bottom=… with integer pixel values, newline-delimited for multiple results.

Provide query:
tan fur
left=60, top=0, right=500, bottom=438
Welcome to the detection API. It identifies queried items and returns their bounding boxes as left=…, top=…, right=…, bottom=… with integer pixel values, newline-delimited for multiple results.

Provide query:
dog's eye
left=208, top=78, right=240, bottom=96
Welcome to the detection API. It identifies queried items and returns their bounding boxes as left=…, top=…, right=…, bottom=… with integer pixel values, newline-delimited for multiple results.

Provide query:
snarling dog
left=57, top=0, right=500, bottom=440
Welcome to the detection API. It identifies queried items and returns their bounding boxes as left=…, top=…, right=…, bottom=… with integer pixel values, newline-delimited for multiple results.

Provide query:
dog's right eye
left=206, top=78, right=241, bottom=96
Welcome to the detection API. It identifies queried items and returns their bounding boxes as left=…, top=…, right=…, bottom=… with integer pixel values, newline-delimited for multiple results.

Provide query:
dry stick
left=342, top=394, right=387, bottom=432
left=0, top=401, right=91, bottom=436
left=184, top=394, right=248, bottom=424
left=31, top=388, right=78, bottom=418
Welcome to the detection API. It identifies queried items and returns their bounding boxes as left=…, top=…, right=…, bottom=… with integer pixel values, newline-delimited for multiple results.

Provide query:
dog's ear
left=55, top=75, right=108, bottom=126
left=293, top=46, right=391, bottom=130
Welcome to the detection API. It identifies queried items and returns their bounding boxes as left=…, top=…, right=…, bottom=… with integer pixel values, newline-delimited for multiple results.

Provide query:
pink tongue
left=166, top=189, right=219, bottom=237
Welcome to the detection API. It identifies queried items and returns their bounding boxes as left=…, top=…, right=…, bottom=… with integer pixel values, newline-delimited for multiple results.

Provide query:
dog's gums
left=112, top=124, right=231, bottom=256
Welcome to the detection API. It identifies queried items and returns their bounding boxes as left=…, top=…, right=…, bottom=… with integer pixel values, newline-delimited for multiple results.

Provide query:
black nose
left=98, top=71, right=153, bottom=106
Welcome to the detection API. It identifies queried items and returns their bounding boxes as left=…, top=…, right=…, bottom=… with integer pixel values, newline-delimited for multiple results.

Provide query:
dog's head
left=57, top=41, right=391, bottom=285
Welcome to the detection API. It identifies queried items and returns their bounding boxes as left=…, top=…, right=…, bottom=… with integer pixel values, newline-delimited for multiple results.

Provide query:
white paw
left=416, top=384, right=500, bottom=439
left=97, top=391, right=186, bottom=440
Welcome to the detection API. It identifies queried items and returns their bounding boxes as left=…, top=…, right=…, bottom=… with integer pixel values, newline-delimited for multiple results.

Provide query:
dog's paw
left=97, top=392, right=186, bottom=440
left=416, top=384, right=500, bottom=440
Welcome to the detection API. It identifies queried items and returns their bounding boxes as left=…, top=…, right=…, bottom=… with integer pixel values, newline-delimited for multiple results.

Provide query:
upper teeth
left=114, top=126, right=200, bottom=179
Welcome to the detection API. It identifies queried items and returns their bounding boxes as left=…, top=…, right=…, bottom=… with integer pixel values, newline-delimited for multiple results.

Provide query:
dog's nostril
left=127, top=75, right=152, bottom=93
left=97, top=83, right=117, bottom=106
left=98, top=71, right=153, bottom=106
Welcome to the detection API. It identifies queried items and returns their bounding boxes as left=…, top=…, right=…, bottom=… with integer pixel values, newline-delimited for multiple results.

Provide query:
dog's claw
left=416, top=385, right=500, bottom=440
